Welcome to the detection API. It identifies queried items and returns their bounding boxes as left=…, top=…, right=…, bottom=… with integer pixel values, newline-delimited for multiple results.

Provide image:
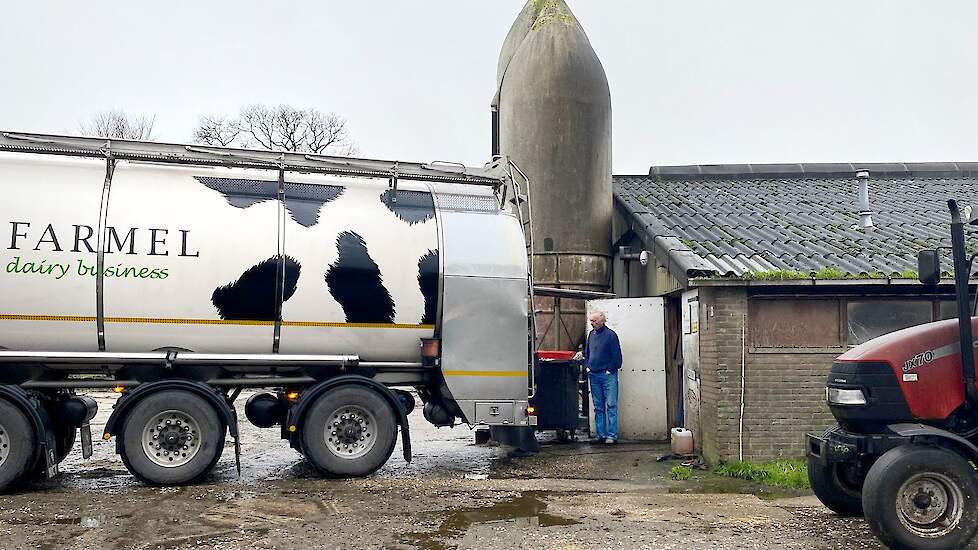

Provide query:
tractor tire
left=0, top=400, right=37, bottom=493
left=301, top=386, right=398, bottom=478
left=863, top=445, right=978, bottom=550
left=808, top=455, right=864, bottom=517
left=119, top=390, right=226, bottom=486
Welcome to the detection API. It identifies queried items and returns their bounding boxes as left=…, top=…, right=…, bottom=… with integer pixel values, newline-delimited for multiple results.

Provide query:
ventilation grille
left=434, top=192, right=499, bottom=212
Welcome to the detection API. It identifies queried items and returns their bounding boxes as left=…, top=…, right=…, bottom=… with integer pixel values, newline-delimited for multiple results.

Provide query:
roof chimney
left=855, top=169, right=874, bottom=230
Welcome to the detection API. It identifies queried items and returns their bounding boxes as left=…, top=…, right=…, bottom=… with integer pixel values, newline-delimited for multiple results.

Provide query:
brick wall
left=697, top=286, right=837, bottom=462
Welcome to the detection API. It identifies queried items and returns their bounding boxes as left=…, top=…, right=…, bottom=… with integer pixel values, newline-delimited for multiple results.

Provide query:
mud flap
left=42, top=429, right=58, bottom=479
left=81, top=422, right=93, bottom=459
left=489, top=426, right=539, bottom=456
left=234, top=434, right=241, bottom=476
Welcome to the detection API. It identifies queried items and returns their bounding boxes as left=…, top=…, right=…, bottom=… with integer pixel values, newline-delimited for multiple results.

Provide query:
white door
left=585, top=297, right=668, bottom=440
left=681, top=290, right=702, bottom=444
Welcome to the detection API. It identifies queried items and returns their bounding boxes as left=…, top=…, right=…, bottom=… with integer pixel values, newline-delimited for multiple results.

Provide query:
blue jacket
left=584, top=326, right=622, bottom=373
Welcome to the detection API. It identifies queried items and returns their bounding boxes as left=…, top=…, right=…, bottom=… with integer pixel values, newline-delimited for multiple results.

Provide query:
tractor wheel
left=863, top=445, right=978, bottom=550
left=119, top=390, right=226, bottom=486
left=301, top=386, right=398, bottom=478
left=808, top=455, right=864, bottom=516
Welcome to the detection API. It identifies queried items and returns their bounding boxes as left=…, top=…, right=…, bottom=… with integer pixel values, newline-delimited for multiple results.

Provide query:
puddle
left=400, top=492, right=579, bottom=550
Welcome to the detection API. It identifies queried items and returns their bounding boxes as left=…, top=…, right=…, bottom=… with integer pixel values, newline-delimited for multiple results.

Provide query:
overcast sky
left=1, top=1, right=976, bottom=173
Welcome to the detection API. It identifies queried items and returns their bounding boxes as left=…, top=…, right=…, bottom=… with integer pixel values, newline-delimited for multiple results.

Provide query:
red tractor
left=808, top=200, right=978, bottom=549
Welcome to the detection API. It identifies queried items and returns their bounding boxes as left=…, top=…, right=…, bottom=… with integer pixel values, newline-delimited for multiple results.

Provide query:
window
left=846, top=300, right=933, bottom=346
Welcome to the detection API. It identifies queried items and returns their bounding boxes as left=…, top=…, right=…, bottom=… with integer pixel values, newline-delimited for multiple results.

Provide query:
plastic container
left=671, top=427, right=694, bottom=455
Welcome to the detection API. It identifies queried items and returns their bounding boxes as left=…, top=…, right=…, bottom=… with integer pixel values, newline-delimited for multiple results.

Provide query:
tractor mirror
left=918, top=250, right=941, bottom=286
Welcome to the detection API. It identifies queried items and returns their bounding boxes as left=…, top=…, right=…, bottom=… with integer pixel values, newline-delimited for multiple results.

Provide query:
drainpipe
left=739, top=314, right=746, bottom=461
left=491, top=106, right=500, bottom=158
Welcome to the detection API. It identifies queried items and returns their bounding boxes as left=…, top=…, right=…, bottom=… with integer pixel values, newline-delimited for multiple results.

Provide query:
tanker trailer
left=0, top=131, right=535, bottom=491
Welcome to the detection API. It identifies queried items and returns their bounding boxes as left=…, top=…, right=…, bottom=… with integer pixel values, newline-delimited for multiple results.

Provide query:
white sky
left=1, top=1, right=976, bottom=173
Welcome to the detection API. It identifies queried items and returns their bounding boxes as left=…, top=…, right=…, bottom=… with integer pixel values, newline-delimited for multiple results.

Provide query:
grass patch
left=738, top=269, right=810, bottom=281
left=713, top=459, right=810, bottom=489
left=669, top=466, right=693, bottom=481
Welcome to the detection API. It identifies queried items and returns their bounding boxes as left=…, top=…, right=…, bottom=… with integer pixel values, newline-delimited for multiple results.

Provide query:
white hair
left=589, top=311, right=607, bottom=322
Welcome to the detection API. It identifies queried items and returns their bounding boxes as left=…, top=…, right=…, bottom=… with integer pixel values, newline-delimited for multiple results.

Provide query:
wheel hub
left=0, top=422, right=8, bottom=467
left=898, top=473, right=964, bottom=538
left=324, top=406, right=377, bottom=460
left=142, top=410, right=202, bottom=468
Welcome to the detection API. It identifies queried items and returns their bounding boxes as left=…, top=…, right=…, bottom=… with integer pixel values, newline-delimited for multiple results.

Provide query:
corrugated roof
left=613, top=163, right=978, bottom=280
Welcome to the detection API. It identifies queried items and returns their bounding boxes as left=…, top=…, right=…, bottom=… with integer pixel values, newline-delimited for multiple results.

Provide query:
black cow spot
left=285, top=182, right=345, bottom=227
left=195, top=177, right=344, bottom=227
left=325, top=232, right=395, bottom=324
left=418, top=249, right=439, bottom=325
left=196, top=177, right=277, bottom=209
left=380, top=189, right=435, bottom=225
left=212, top=255, right=300, bottom=321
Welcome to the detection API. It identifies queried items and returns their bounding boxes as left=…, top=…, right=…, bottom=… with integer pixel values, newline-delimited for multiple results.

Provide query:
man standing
left=579, top=311, right=622, bottom=445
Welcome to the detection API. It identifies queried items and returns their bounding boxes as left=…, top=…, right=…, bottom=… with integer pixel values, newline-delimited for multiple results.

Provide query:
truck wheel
left=0, top=400, right=37, bottom=493
left=808, top=456, right=864, bottom=516
left=301, top=386, right=398, bottom=478
left=862, top=445, right=978, bottom=550
left=119, top=390, right=226, bottom=486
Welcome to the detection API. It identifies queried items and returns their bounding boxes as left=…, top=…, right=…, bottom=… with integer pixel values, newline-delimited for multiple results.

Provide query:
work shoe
left=604, top=438, right=617, bottom=445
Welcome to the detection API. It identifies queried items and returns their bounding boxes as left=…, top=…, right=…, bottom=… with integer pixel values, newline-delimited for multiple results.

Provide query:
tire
left=119, top=390, right=226, bottom=486
left=808, top=455, right=865, bottom=516
left=0, top=400, right=37, bottom=493
left=301, top=386, right=398, bottom=478
left=862, top=445, right=978, bottom=550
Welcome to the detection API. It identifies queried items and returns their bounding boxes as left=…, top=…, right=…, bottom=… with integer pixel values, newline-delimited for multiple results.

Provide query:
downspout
left=739, top=313, right=746, bottom=461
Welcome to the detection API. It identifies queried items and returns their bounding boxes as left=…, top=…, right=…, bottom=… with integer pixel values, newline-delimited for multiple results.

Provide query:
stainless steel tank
left=493, top=0, right=613, bottom=350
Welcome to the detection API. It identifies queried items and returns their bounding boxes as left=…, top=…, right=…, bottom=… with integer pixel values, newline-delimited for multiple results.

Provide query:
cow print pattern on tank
left=417, top=250, right=439, bottom=325
left=212, top=255, right=300, bottom=321
left=195, top=177, right=344, bottom=227
left=325, top=232, right=395, bottom=324
left=380, top=189, right=435, bottom=225
left=284, top=182, right=344, bottom=227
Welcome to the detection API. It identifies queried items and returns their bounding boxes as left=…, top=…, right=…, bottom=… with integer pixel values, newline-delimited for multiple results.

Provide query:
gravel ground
left=0, top=391, right=916, bottom=549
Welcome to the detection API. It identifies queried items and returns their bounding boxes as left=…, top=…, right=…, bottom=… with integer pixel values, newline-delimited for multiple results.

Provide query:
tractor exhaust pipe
left=948, top=200, right=978, bottom=408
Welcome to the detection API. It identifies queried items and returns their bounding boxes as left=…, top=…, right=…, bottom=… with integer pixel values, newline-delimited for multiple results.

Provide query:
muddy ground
left=0, top=392, right=901, bottom=549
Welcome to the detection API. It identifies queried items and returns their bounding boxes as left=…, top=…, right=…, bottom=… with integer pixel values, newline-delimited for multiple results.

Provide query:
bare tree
left=192, top=104, right=357, bottom=155
left=79, top=110, right=155, bottom=140
left=192, top=115, right=239, bottom=147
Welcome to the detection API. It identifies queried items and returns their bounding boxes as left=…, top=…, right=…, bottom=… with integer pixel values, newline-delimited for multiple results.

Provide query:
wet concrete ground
left=0, top=392, right=901, bottom=548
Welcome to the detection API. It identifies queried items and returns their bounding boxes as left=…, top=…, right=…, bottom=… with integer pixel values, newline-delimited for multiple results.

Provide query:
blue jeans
left=589, top=371, right=619, bottom=440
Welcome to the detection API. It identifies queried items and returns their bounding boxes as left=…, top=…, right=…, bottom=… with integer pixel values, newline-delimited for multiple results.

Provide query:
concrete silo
left=492, top=0, right=612, bottom=350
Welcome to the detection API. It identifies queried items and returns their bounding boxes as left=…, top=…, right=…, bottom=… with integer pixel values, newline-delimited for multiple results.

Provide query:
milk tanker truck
left=0, top=131, right=545, bottom=491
